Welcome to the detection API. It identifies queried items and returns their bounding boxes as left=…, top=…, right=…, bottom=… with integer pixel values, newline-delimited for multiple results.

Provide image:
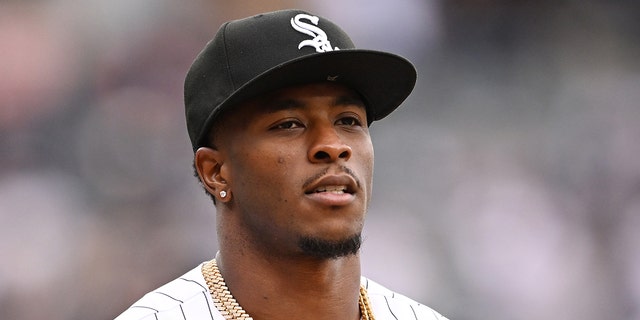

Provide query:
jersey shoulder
left=361, top=277, right=449, bottom=320
left=114, top=263, right=220, bottom=320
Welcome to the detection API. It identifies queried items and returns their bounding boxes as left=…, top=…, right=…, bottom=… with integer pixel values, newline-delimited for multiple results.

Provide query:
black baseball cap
left=185, top=9, right=417, bottom=151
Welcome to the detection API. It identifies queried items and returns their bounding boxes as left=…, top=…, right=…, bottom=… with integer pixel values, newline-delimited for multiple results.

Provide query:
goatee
left=298, top=233, right=362, bottom=259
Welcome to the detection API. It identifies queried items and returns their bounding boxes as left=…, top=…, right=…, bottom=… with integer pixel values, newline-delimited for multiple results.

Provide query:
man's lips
left=304, top=174, right=358, bottom=195
left=311, top=185, right=348, bottom=194
left=304, top=174, right=357, bottom=206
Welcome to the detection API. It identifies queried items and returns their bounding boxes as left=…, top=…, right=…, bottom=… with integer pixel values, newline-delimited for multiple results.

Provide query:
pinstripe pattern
left=363, top=278, right=448, bottom=320
left=115, top=262, right=449, bottom=320
left=115, top=265, right=221, bottom=320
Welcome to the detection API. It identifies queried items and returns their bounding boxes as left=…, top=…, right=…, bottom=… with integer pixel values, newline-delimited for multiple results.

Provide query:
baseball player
left=115, top=9, right=448, bottom=320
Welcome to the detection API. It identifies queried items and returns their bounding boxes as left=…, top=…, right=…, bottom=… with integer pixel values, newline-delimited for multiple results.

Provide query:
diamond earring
left=219, top=190, right=227, bottom=198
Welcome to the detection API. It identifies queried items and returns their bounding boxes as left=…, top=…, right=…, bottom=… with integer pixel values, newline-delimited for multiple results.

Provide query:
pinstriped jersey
left=114, top=262, right=449, bottom=320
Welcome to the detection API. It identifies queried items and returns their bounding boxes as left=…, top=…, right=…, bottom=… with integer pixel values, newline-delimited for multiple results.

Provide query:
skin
left=194, top=82, right=374, bottom=320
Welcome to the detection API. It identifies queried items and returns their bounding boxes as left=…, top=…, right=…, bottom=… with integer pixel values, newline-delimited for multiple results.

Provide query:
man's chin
left=297, top=233, right=362, bottom=260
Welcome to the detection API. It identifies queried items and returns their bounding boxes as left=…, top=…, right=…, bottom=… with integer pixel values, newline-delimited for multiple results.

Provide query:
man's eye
left=337, top=116, right=362, bottom=126
left=273, top=120, right=303, bottom=130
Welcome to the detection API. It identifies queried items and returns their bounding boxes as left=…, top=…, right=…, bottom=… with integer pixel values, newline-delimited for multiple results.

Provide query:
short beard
left=298, top=233, right=362, bottom=260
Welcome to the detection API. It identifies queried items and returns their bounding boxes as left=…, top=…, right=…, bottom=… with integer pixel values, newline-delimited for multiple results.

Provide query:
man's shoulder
left=114, top=263, right=219, bottom=320
left=362, top=277, right=449, bottom=320
left=114, top=266, right=449, bottom=320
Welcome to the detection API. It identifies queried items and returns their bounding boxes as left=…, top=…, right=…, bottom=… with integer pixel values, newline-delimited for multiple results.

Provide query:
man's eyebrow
left=263, top=99, right=303, bottom=113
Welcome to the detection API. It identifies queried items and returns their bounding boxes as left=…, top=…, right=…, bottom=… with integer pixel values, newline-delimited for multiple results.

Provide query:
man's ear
left=195, top=147, right=230, bottom=202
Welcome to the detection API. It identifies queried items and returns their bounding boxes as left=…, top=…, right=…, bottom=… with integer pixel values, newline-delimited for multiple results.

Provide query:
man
left=116, top=9, right=448, bottom=320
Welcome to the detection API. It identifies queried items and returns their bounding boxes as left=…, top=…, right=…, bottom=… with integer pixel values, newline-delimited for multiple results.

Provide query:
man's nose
left=308, top=126, right=352, bottom=163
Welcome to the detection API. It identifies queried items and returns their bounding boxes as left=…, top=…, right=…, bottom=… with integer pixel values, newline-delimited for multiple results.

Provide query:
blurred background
left=1, top=0, right=639, bottom=319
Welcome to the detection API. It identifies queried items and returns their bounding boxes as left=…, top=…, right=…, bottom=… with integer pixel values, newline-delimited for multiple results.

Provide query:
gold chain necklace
left=202, top=259, right=375, bottom=320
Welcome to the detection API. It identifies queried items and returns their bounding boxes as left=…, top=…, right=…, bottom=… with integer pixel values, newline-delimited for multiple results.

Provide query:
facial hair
left=297, top=233, right=362, bottom=260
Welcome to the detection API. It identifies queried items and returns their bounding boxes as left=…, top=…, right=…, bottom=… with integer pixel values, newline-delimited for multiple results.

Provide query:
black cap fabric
left=185, top=9, right=417, bottom=151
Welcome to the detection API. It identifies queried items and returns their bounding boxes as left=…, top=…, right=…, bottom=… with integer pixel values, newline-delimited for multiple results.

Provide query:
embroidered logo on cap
left=290, top=13, right=339, bottom=53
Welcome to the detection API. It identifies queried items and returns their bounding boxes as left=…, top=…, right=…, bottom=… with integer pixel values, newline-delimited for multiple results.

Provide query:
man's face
left=215, top=82, right=374, bottom=259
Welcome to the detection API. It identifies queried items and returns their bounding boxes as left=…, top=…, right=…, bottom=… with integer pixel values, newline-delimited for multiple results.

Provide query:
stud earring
left=219, top=190, right=227, bottom=198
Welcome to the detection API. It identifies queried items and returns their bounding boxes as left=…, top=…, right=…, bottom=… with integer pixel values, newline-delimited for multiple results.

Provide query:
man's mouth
left=311, top=185, right=349, bottom=194
left=302, top=170, right=359, bottom=201
left=303, top=173, right=358, bottom=206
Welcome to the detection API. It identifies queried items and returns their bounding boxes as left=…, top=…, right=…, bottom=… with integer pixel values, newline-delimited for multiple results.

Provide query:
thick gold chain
left=202, top=259, right=375, bottom=320
left=358, top=284, right=375, bottom=320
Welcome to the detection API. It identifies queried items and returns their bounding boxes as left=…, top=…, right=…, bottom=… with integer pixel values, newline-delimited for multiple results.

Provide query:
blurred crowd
left=1, top=1, right=639, bottom=319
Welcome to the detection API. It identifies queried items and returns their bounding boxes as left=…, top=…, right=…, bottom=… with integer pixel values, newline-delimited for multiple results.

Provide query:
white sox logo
left=290, top=13, right=339, bottom=53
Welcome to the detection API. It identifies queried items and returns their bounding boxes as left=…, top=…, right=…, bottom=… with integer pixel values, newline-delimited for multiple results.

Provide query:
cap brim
left=196, top=49, right=416, bottom=149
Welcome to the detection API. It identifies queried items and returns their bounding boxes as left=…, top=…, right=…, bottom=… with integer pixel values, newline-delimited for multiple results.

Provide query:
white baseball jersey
left=114, top=262, right=449, bottom=320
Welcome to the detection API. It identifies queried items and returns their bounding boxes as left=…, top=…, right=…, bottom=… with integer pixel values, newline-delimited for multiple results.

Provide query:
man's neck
left=216, top=248, right=362, bottom=320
